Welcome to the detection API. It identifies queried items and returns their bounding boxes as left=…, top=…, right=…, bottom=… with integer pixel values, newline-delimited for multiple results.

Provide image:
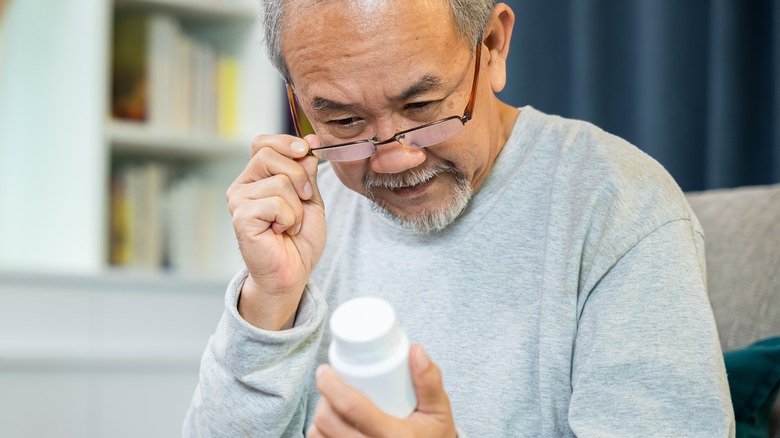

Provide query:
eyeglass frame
left=285, top=36, right=483, bottom=161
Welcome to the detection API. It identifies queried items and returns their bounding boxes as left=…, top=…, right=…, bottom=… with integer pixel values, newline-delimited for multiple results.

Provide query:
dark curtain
left=500, top=0, right=780, bottom=191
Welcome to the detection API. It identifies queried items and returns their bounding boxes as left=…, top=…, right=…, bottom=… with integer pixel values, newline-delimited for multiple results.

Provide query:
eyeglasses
left=286, top=39, right=483, bottom=162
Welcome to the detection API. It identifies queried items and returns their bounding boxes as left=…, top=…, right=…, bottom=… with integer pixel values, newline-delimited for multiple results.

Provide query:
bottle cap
left=330, top=297, right=401, bottom=363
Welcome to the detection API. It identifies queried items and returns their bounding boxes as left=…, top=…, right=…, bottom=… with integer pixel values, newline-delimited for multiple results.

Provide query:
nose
left=368, top=118, right=426, bottom=173
left=369, top=141, right=427, bottom=174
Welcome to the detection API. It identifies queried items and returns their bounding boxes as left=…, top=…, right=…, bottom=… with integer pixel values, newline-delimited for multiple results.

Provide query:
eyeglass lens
left=312, top=142, right=376, bottom=161
left=397, top=118, right=465, bottom=148
left=312, top=118, right=466, bottom=162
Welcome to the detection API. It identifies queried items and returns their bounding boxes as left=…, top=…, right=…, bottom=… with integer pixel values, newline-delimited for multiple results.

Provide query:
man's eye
left=330, top=117, right=361, bottom=127
left=405, top=101, right=433, bottom=111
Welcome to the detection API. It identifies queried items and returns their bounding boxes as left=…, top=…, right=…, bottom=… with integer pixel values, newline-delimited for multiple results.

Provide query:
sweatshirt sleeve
left=568, top=219, right=735, bottom=437
left=183, top=267, right=327, bottom=437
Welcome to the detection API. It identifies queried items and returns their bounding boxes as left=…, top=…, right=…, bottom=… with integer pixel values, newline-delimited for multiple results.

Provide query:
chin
left=369, top=180, right=473, bottom=234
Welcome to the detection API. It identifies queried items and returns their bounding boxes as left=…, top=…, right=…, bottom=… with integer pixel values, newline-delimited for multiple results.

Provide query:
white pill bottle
left=328, top=296, right=418, bottom=418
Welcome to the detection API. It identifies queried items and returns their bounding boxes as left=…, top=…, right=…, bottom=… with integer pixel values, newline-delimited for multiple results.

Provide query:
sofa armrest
left=686, top=184, right=780, bottom=438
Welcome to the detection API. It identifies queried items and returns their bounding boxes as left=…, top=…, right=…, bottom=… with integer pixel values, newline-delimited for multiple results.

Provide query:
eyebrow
left=309, top=74, right=445, bottom=112
left=311, top=98, right=355, bottom=112
left=392, top=74, right=444, bottom=101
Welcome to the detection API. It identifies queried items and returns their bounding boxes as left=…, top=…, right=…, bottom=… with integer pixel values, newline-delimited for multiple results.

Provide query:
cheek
left=430, top=130, right=490, bottom=184
left=438, top=133, right=483, bottom=168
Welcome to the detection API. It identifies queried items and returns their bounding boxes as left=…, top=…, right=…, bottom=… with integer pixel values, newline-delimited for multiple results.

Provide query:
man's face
left=283, top=0, right=505, bottom=232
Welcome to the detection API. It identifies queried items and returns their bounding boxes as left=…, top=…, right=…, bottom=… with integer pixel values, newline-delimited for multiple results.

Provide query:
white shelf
left=115, top=0, right=259, bottom=21
left=107, top=120, right=249, bottom=158
left=0, top=267, right=231, bottom=292
left=0, top=344, right=203, bottom=372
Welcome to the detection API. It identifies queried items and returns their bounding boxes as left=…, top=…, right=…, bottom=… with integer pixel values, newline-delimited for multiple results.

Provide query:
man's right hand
left=226, top=134, right=326, bottom=331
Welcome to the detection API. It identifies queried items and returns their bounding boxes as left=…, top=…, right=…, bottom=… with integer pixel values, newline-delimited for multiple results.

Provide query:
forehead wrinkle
left=307, top=71, right=451, bottom=113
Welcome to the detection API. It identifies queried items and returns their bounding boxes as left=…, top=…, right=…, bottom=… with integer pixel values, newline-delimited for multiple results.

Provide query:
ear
left=483, top=3, right=515, bottom=94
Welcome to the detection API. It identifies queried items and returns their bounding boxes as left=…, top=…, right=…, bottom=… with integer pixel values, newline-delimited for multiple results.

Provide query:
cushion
left=724, top=337, right=780, bottom=438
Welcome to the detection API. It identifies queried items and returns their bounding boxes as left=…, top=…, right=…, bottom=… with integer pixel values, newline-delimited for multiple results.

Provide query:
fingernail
left=292, top=140, right=308, bottom=155
left=316, top=364, right=326, bottom=379
left=414, top=346, right=430, bottom=369
left=303, top=182, right=313, bottom=199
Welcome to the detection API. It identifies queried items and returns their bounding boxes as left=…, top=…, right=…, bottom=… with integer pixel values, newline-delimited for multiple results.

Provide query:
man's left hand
left=308, top=344, right=456, bottom=438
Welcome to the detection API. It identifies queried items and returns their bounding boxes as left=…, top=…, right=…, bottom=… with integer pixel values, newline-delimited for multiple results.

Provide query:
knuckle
left=226, top=186, right=251, bottom=214
left=231, top=211, right=245, bottom=233
left=227, top=196, right=240, bottom=215
left=270, top=197, right=293, bottom=223
left=231, top=206, right=247, bottom=225
left=251, top=134, right=271, bottom=154
left=269, top=195, right=285, bottom=211
left=254, top=144, right=274, bottom=162
left=226, top=180, right=240, bottom=200
left=268, top=173, right=292, bottom=191
left=225, top=185, right=237, bottom=201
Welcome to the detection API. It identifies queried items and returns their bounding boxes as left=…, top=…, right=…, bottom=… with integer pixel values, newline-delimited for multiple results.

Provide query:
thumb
left=410, top=344, right=451, bottom=415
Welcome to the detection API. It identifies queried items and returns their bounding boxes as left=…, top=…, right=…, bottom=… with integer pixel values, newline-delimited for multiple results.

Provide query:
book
left=217, top=55, right=239, bottom=137
left=110, top=162, right=167, bottom=270
left=109, top=174, right=130, bottom=266
left=112, top=12, right=236, bottom=135
left=166, top=174, right=217, bottom=273
left=111, top=13, right=148, bottom=121
left=110, top=162, right=220, bottom=273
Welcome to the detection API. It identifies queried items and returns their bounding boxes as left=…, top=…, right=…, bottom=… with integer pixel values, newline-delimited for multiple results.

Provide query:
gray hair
left=261, top=0, right=496, bottom=83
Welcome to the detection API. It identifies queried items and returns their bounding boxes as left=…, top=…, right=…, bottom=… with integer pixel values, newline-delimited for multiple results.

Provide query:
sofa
left=686, top=183, right=780, bottom=437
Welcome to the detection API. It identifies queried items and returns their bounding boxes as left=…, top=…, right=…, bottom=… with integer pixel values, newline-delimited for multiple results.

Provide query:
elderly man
left=185, top=0, right=734, bottom=436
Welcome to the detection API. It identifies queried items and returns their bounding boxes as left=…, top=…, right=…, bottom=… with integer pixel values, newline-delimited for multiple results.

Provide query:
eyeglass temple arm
left=462, top=36, right=483, bottom=123
left=286, top=83, right=305, bottom=137
left=286, top=83, right=317, bottom=156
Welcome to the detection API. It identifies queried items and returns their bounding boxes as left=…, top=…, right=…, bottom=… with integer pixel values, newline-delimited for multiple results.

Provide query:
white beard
left=365, top=162, right=473, bottom=234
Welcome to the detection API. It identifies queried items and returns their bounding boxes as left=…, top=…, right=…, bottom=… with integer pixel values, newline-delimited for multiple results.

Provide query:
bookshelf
left=107, top=120, right=248, bottom=158
left=0, top=0, right=284, bottom=278
left=0, top=2, right=278, bottom=434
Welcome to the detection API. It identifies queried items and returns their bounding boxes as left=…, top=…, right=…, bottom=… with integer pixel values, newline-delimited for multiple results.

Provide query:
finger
left=227, top=173, right=303, bottom=213
left=316, top=365, right=400, bottom=437
left=296, top=135, right=323, bottom=203
left=310, top=396, right=365, bottom=438
left=251, top=133, right=310, bottom=159
left=409, top=344, right=452, bottom=415
left=232, top=144, right=312, bottom=201
left=231, top=196, right=297, bottom=237
left=227, top=175, right=304, bottom=234
left=306, top=424, right=322, bottom=438
left=296, top=153, right=323, bottom=207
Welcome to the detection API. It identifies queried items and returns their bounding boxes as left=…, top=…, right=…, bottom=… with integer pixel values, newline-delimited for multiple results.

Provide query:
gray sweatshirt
left=184, top=106, right=735, bottom=437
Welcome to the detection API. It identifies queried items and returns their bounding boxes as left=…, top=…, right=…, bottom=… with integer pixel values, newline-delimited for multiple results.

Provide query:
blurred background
left=500, top=0, right=779, bottom=192
left=0, top=0, right=777, bottom=436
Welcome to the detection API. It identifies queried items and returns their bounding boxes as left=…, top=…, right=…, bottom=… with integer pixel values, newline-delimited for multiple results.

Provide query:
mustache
left=364, top=162, right=460, bottom=191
